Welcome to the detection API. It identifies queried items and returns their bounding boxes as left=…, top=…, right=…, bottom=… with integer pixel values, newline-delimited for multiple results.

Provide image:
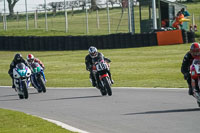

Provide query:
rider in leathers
left=8, top=53, right=30, bottom=88
left=85, top=46, right=114, bottom=87
left=181, top=42, right=200, bottom=95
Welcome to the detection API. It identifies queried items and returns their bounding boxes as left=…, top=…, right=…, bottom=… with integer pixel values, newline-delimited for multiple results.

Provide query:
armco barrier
left=0, top=31, right=193, bottom=51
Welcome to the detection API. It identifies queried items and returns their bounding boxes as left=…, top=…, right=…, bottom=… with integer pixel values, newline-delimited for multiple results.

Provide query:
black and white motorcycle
left=13, top=63, right=31, bottom=99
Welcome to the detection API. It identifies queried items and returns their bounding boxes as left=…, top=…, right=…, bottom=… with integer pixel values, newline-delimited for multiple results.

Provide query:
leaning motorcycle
left=92, top=60, right=112, bottom=96
left=190, top=57, right=200, bottom=107
left=13, top=63, right=31, bottom=99
left=30, top=62, right=46, bottom=93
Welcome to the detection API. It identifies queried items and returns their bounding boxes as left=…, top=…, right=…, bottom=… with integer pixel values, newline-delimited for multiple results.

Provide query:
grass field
left=0, top=43, right=190, bottom=88
left=0, top=108, right=74, bottom=133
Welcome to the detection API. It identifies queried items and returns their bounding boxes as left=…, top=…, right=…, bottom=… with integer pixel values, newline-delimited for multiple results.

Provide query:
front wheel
left=102, top=77, right=112, bottom=96
left=197, top=101, right=200, bottom=107
left=22, top=81, right=28, bottom=99
left=38, top=77, right=46, bottom=93
left=18, top=94, right=24, bottom=99
left=97, top=81, right=107, bottom=96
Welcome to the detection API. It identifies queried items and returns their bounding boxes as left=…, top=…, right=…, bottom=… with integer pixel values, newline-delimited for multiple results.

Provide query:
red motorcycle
left=190, top=57, right=200, bottom=107
left=92, top=59, right=112, bottom=96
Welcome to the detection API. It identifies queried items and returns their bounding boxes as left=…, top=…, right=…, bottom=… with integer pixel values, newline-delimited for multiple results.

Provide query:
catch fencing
left=0, top=0, right=140, bottom=35
left=0, top=0, right=199, bottom=35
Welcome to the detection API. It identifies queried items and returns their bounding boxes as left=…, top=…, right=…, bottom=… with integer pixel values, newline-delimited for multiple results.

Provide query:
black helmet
left=14, top=53, right=22, bottom=62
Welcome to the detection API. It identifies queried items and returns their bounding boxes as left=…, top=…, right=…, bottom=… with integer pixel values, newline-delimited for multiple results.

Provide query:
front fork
left=191, top=78, right=200, bottom=102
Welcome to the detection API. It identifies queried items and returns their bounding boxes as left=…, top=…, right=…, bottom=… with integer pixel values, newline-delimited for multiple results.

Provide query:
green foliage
left=0, top=44, right=190, bottom=88
left=0, top=108, right=74, bottom=133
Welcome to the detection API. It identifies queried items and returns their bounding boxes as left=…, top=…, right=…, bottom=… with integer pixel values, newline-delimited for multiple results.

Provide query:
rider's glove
left=86, top=64, right=92, bottom=71
left=184, top=73, right=190, bottom=80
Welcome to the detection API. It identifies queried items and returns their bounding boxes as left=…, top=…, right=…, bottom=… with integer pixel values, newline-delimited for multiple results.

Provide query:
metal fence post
left=128, top=0, right=132, bottom=33
left=44, top=0, right=48, bottom=31
left=85, top=0, right=89, bottom=34
left=96, top=10, right=100, bottom=29
left=131, top=0, right=135, bottom=34
left=64, top=0, right=68, bottom=33
left=25, top=0, right=29, bottom=30
left=0, top=13, right=1, bottom=21
left=34, top=10, right=38, bottom=29
left=152, top=0, right=157, bottom=30
left=107, top=1, right=110, bottom=34
left=16, top=12, right=19, bottom=22
left=3, top=0, right=7, bottom=31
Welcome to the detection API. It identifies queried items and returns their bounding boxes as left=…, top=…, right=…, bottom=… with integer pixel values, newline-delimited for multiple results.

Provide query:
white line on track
left=39, top=116, right=90, bottom=133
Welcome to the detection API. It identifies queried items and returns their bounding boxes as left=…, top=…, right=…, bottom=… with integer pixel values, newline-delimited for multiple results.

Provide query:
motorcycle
left=13, top=63, right=31, bottom=99
left=190, top=57, right=200, bottom=107
left=30, top=62, right=46, bottom=93
left=92, top=59, right=112, bottom=96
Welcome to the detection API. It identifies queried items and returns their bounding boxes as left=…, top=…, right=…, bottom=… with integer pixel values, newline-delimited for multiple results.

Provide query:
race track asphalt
left=0, top=87, right=200, bottom=133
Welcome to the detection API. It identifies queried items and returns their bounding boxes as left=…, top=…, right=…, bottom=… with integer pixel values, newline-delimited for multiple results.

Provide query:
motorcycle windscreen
left=32, top=63, right=41, bottom=73
left=193, top=59, right=200, bottom=74
left=16, top=63, right=27, bottom=77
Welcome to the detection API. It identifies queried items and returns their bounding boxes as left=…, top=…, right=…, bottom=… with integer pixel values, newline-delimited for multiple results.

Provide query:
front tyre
left=38, top=77, right=46, bottom=93
left=22, top=81, right=28, bottom=99
left=197, top=101, right=200, bottom=107
left=18, top=94, right=24, bottom=99
left=102, top=77, right=112, bottom=96
left=98, top=82, right=107, bottom=96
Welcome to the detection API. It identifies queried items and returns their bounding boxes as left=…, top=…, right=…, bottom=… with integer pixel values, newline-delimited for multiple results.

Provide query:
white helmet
left=88, top=46, right=98, bottom=58
left=27, top=54, right=34, bottom=63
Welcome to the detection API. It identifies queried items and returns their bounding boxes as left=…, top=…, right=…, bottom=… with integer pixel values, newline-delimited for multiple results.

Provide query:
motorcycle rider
left=27, top=54, right=46, bottom=88
left=85, top=46, right=114, bottom=87
left=181, top=42, right=200, bottom=95
left=8, top=53, right=30, bottom=88
left=27, top=54, right=45, bottom=69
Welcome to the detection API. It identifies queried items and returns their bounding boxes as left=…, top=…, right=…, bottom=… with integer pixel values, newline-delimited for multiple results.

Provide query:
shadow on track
left=0, top=94, right=18, bottom=97
left=41, top=95, right=102, bottom=101
left=0, top=98, right=21, bottom=101
left=0, top=92, right=39, bottom=101
left=0, top=92, right=38, bottom=98
left=124, top=108, right=200, bottom=115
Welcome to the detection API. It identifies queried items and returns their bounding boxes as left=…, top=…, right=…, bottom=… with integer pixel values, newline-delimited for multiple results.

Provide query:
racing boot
left=188, top=85, right=193, bottom=95
left=107, top=70, right=114, bottom=84
left=12, top=84, right=16, bottom=89
left=111, top=79, right=114, bottom=84
left=12, top=79, right=15, bottom=89
left=11, top=79, right=17, bottom=92
left=90, top=73, right=96, bottom=87
left=91, top=79, right=96, bottom=87
left=90, top=77, right=96, bottom=87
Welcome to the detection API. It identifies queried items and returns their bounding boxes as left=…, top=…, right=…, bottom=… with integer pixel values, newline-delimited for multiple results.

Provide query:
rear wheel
left=22, top=81, right=28, bottom=99
left=103, top=77, right=112, bottom=96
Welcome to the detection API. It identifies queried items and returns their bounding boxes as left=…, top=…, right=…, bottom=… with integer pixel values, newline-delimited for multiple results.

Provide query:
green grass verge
left=0, top=43, right=190, bottom=88
left=0, top=108, right=74, bottom=133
